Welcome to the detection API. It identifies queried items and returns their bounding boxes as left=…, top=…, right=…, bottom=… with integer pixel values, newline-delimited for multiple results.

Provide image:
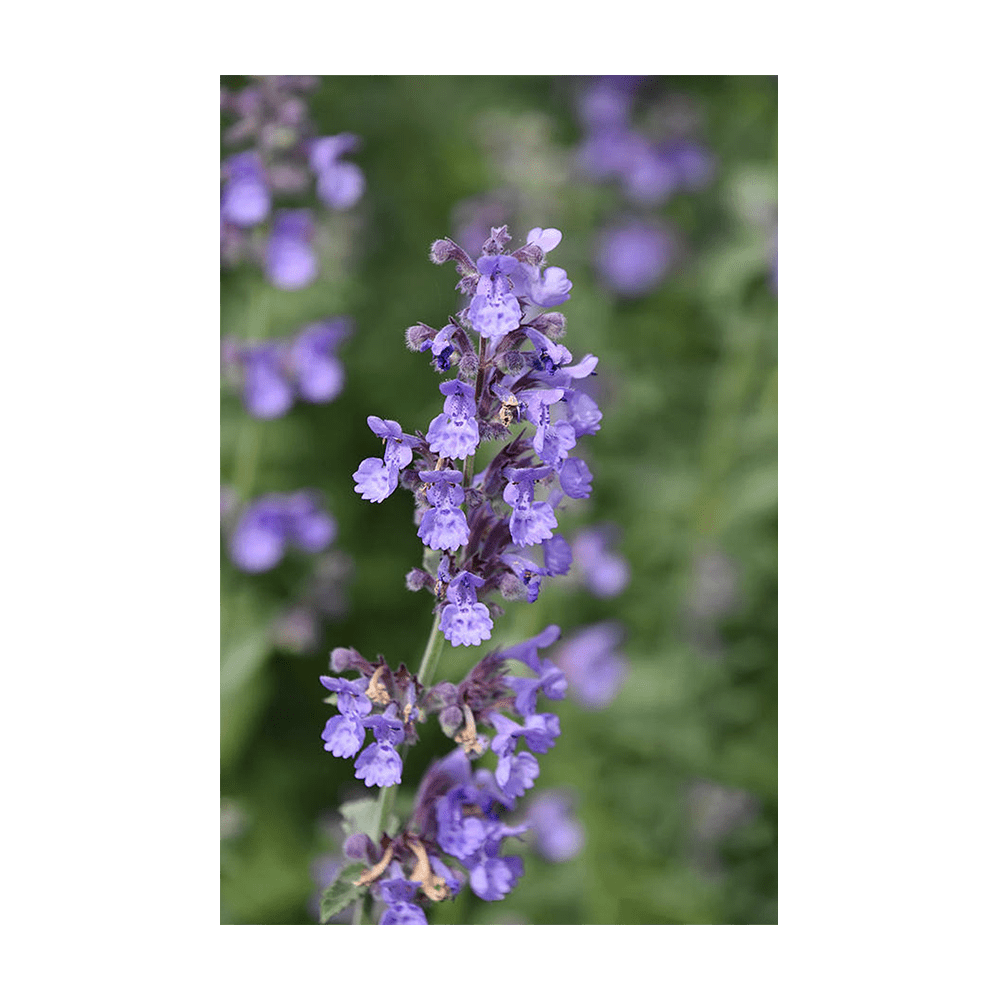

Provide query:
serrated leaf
left=319, top=863, right=366, bottom=924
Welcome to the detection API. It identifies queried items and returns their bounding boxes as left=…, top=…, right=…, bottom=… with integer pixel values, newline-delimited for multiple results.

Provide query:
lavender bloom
left=228, top=492, right=336, bottom=573
left=427, top=379, right=479, bottom=460
left=467, top=255, right=522, bottom=340
left=417, top=470, right=470, bottom=553
left=595, top=220, right=677, bottom=298
left=553, top=622, right=628, bottom=709
left=504, top=467, right=557, bottom=547
left=572, top=527, right=630, bottom=598
left=265, top=209, right=318, bottom=290
left=353, top=417, right=417, bottom=503
left=220, top=151, right=270, bottom=227
left=490, top=712, right=560, bottom=787
left=526, top=790, right=585, bottom=863
left=440, top=570, right=492, bottom=647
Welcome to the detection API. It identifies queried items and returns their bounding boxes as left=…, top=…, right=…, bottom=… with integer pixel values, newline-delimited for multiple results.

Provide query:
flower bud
left=499, top=572, right=529, bottom=602
left=502, top=350, right=526, bottom=376
left=429, top=238, right=476, bottom=276
left=343, top=832, right=379, bottom=863
left=405, top=568, right=433, bottom=592
left=457, top=352, right=479, bottom=380
left=330, top=646, right=368, bottom=673
left=529, top=311, right=567, bottom=340
left=405, top=322, right=436, bottom=352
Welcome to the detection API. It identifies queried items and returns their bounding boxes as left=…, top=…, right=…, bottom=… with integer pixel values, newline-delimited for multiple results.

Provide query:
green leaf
left=339, top=797, right=398, bottom=842
left=319, top=863, right=366, bottom=924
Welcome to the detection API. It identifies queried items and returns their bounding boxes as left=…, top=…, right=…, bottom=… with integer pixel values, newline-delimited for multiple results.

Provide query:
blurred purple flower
left=595, top=220, right=677, bottom=298
left=526, top=790, right=585, bottom=863
left=224, top=319, right=351, bottom=419
left=553, top=622, right=628, bottom=709
left=265, top=209, right=318, bottom=290
left=220, top=151, right=271, bottom=227
left=572, top=527, right=630, bottom=598
left=228, top=491, right=336, bottom=574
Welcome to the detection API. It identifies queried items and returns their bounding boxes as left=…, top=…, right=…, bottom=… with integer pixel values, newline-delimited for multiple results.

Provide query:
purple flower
left=465, top=823, right=528, bottom=902
left=527, top=790, right=585, bottom=863
left=240, top=343, right=295, bottom=419
left=417, top=469, right=470, bottom=553
left=595, top=220, right=676, bottom=298
left=355, top=704, right=405, bottom=787
left=503, top=467, right=557, bottom=547
left=353, top=416, right=417, bottom=503
left=265, top=209, right=318, bottom=290
left=559, top=457, right=593, bottom=499
left=495, top=751, right=539, bottom=798
left=419, top=322, right=460, bottom=373
left=427, top=379, right=479, bottom=460
left=562, top=388, right=603, bottom=437
left=436, top=783, right=490, bottom=858
left=228, top=492, right=336, bottom=573
left=220, top=151, right=271, bottom=227
left=467, top=255, right=522, bottom=340
left=376, top=862, right=427, bottom=924
left=290, top=319, right=350, bottom=403
left=439, top=570, right=493, bottom=647
left=542, top=535, right=573, bottom=576
left=572, top=528, right=630, bottom=598
left=553, top=622, right=628, bottom=709
left=309, top=134, right=365, bottom=210
left=319, top=676, right=372, bottom=758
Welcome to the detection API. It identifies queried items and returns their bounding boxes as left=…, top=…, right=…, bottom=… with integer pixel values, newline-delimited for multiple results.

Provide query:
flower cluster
left=574, top=76, right=714, bottom=297
left=224, top=490, right=336, bottom=574
left=221, top=317, right=351, bottom=419
left=220, top=76, right=364, bottom=289
left=319, top=224, right=611, bottom=922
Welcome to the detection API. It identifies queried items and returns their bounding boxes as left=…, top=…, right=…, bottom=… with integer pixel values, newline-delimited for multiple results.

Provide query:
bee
left=499, top=393, right=521, bottom=428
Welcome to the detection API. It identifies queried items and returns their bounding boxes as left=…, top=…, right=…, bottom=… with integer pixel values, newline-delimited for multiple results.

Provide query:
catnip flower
left=417, top=470, right=470, bottom=552
left=353, top=417, right=419, bottom=503
left=440, top=570, right=492, bottom=647
left=467, top=254, right=522, bottom=339
left=323, top=222, right=622, bottom=922
left=504, top=467, right=558, bottom=547
left=427, top=379, right=479, bottom=460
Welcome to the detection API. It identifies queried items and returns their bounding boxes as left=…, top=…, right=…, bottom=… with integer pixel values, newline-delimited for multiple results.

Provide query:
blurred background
left=220, top=75, right=777, bottom=925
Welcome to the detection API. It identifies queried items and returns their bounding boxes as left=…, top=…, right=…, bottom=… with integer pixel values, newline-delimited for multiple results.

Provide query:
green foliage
left=319, top=863, right=366, bottom=924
